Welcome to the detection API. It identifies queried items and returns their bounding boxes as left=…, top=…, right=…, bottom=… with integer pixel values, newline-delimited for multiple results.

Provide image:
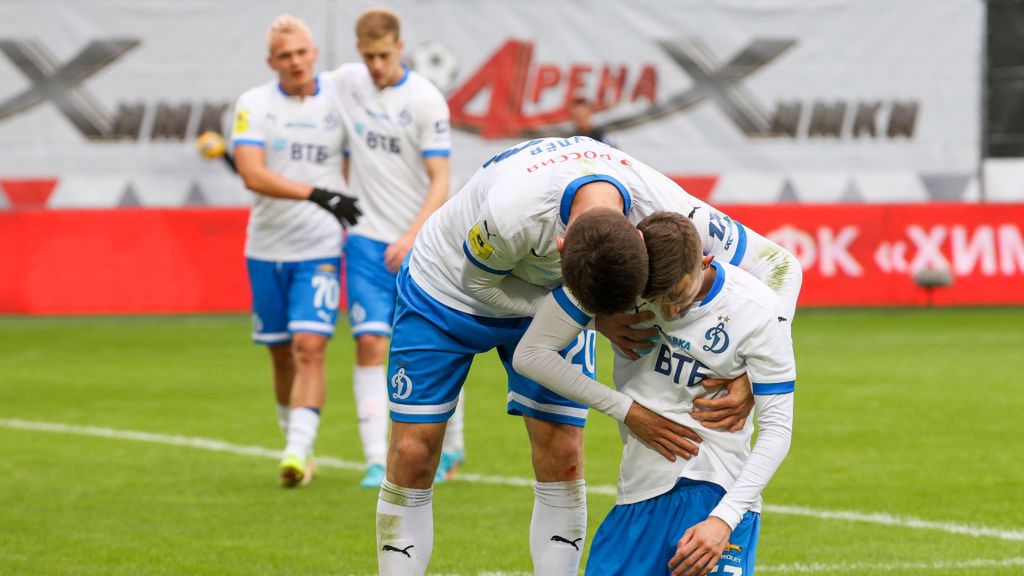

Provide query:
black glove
left=308, top=188, right=361, bottom=227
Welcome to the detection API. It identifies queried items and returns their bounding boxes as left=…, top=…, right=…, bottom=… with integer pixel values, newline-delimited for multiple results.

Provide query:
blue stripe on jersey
left=232, top=138, right=265, bottom=148
left=730, top=220, right=748, bottom=266
left=559, top=174, right=632, bottom=225
left=422, top=149, right=451, bottom=158
left=342, top=150, right=351, bottom=157
left=752, top=381, right=795, bottom=395
left=698, top=260, right=726, bottom=307
left=392, top=65, right=411, bottom=87
left=462, top=241, right=513, bottom=275
left=553, top=286, right=592, bottom=326
left=277, top=76, right=321, bottom=97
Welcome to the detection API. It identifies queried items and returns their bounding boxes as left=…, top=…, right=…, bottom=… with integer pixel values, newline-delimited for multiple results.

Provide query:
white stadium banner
left=0, top=0, right=986, bottom=207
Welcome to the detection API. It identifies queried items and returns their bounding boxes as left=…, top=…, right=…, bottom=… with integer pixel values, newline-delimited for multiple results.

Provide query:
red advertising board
left=0, top=209, right=250, bottom=315
left=1, top=204, right=1022, bottom=314
left=727, top=204, right=1024, bottom=307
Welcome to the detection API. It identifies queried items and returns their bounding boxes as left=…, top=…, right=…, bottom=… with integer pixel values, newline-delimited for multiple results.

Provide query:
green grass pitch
left=1, top=309, right=1022, bottom=575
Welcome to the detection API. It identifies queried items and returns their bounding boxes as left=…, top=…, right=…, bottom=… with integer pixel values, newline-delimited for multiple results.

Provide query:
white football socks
left=283, top=407, right=320, bottom=460
left=441, top=389, right=465, bottom=455
left=377, top=479, right=433, bottom=575
left=276, top=403, right=290, bottom=439
left=530, top=479, right=587, bottom=576
left=354, top=365, right=389, bottom=466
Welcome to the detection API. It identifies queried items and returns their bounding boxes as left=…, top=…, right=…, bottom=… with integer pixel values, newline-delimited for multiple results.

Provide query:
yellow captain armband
left=468, top=223, right=495, bottom=260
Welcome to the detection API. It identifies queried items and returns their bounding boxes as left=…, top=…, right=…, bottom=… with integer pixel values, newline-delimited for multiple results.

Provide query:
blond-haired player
left=323, top=8, right=463, bottom=489
left=231, top=14, right=359, bottom=487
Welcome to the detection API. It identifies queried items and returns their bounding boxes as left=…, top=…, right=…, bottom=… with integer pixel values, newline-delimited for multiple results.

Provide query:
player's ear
left=701, top=254, right=715, bottom=269
left=557, top=236, right=565, bottom=253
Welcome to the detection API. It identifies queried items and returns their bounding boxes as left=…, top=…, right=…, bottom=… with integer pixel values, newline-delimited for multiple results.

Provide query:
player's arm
left=459, top=201, right=552, bottom=316
left=733, top=224, right=802, bottom=320
left=687, top=201, right=803, bottom=319
left=233, top=145, right=360, bottom=226
left=513, top=290, right=701, bottom=461
left=385, top=94, right=454, bottom=270
left=230, top=93, right=360, bottom=225
left=384, top=155, right=450, bottom=271
left=234, top=145, right=316, bottom=200
left=669, top=311, right=796, bottom=576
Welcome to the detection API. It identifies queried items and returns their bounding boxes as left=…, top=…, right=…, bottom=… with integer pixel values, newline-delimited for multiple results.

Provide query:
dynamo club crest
left=703, top=321, right=730, bottom=354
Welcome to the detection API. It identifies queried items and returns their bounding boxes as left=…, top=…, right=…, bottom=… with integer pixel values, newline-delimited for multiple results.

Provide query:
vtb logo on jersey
left=703, top=316, right=730, bottom=354
left=390, top=367, right=413, bottom=400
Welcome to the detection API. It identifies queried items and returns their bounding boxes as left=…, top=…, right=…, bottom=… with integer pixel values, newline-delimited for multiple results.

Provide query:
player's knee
left=389, top=433, right=439, bottom=484
left=292, top=334, right=327, bottom=365
left=268, top=344, right=294, bottom=371
left=532, top=430, right=584, bottom=480
left=355, top=334, right=388, bottom=365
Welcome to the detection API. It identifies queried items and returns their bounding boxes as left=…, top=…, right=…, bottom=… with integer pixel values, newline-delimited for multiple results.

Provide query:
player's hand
left=384, top=234, right=415, bottom=272
left=308, top=188, right=362, bottom=227
left=595, top=311, right=659, bottom=360
left=692, top=373, right=754, bottom=432
left=668, top=517, right=732, bottom=576
left=623, top=401, right=701, bottom=462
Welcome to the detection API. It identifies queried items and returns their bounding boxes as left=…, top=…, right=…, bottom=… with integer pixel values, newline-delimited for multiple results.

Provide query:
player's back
left=612, top=261, right=796, bottom=505
left=324, top=64, right=451, bottom=244
left=409, top=136, right=642, bottom=317
left=231, top=78, right=346, bottom=261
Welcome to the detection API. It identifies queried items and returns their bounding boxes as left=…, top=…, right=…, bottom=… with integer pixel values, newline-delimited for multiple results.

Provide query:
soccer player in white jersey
left=230, top=14, right=360, bottom=488
left=515, top=211, right=796, bottom=575
left=375, top=136, right=800, bottom=575
left=322, top=8, right=461, bottom=489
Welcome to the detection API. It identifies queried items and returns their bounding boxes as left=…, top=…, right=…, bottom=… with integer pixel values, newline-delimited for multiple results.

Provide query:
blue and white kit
left=230, top=76, right=347, bottom=343
left=515, top=261, right=797, bottom=574
left=390, top=136, right=801, bottom=425
left=322, top=64, right=450, bottom=338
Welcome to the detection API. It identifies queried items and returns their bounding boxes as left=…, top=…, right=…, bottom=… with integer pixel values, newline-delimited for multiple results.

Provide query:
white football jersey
left=410, top=136, right=796, bottom=317
left=323, top=64, right=451, bottom=244
left=230, top=76, right=346, bottom=261
left=612, top=261, right=797, bottom=507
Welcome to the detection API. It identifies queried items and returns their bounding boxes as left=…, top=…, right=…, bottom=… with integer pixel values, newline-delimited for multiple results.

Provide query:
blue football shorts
left=344, top=234, right=399, bottom=337
left=386, top=264, right=595, bottom=426
left=246, top=256, right=341, bottom=345
left=586, top=478, right=761, bottom=575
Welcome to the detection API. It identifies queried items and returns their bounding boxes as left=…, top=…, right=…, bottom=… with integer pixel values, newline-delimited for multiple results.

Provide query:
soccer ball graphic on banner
left=195, top=131, right=227, bottom=159
left=407, top=40, right=460, bottom=92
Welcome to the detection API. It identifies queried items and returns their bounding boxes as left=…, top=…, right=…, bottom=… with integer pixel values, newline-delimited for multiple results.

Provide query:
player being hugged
left=515, top=211, right=797, bottom=575
left=230, top=14, right=359, bottom=488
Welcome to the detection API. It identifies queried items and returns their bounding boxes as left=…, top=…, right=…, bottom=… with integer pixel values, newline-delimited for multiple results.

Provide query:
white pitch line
left=3, top=418, right=1024, bottom=544
left=767, top=504, right=1024, bottom=542
left=759, top=557, right=1024, bottom=573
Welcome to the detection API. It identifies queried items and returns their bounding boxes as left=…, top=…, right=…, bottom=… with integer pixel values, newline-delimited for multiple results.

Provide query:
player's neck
left=693, top=263, right=718, bottom=304
left=567, top=182, right=624, bottom=223
left=280, top=78, right=317, bottom=98
left=378, top=64, right=407, bottom=89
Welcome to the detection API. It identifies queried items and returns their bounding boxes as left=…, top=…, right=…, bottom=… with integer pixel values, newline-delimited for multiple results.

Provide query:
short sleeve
left=417, top=86, right=451, bottom=158
left=462, top=199, right=530, bottom=276
left=230, top=90, right=266, bottom=149
left=741, top=302, right=797, bottom=395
